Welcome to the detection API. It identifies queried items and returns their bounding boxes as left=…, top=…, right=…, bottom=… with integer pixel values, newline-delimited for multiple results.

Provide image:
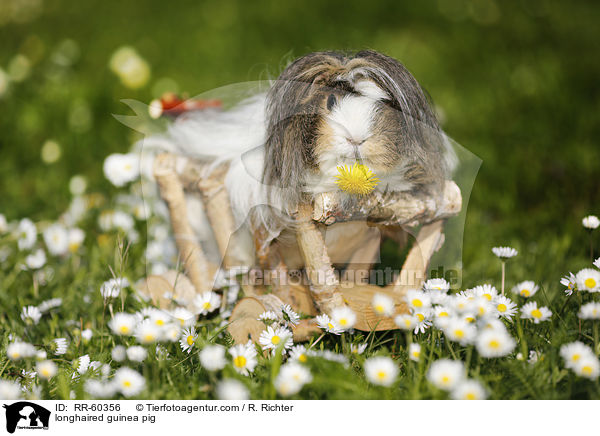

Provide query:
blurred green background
left=0, top=0, right=598, bottom=285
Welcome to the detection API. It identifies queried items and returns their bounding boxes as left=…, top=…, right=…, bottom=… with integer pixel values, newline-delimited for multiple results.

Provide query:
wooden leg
left=295, top=203, right=344, bottom=314
left=386, top=220, right=445, bottom=296
left=153, top=153, right=212, bottom=293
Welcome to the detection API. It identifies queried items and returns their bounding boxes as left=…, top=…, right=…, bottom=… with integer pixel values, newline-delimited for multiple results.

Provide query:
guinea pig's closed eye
left=326, top=93, right=337, bottom=111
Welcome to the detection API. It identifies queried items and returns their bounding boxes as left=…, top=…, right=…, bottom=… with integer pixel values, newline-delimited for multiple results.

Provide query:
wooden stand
left=140, top=153, right=462, bottom=343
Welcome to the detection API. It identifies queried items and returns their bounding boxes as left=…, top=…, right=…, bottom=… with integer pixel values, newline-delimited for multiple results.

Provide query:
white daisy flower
left=573, top=356, right=600, bottom=379
left=444, top=318, right=477, bottom=346
left=67, top=227, right=85, bottom=253
left=560, top=272, right=577, bottom=296
left=450, top=379, right=487, bottom=400
left=470, top=284, right=498, bottom=302
left=330, top=306, right=357, bottom=331
left=594, top=257, right=600, bottom=269
left=114, top=367, right=145, bottom=397
left=103, top=153, right=140, bottom=187
left=492, top=246, right=518, bottom=259
left=405, top=289, right=431, bottom=310
left=560, top=341, right=595, bottom=369
left=576, top=269, right=600, bottom=292
left=194, top=291, right=221, bottom=315
left=126, top=346, right=147, bottom=362
left=20, top=306, right=42, bottom=325
left=149, top=309, right=170, bottom=328
left=16, top=218, right=37, bottom=251
left=0, top=380, right=22, bottom=400
left=81, top=328, right=92, bottom=341
left=229, top=342, right=258, bottom=376
left=24, top=249, right=46, bottom=269
left=394, top=313, right=418, bottom=331
left=7, top=342, right=36, bottom=360
left=520, top=302, right=552, bottom=323
left=36, top=360, right=57, bottom=380
left=511, top=281, right=539, bottom=298
left=100, top=277, right=129, bottom=300
left=0, top=213, right=6, bottom=233
left=472, top=297, right=495, bottom=319
left=108, top=312, right=137, bottom=336
left=289, top=345, right=309, bottom=363
left=199, top=344, right=227, bottom=371
left=582, top=215, right=600, bottom=230
left=476, top=329, right=516, bottom=358
left=451, top=294, right=475, bottom=313
left=162, top=323, right=181, bottom=342
left=258, top=311, right=279, bottom=326
left=412, top=308, right=432, bottom=334
left=36, top=350, right=47, bottom=360
left=53, top=338, right=68, bottom=355
left=364, top=356, right=398, bottom=387
left=179, top=327, right=197, bottom=354
left=423, top=278, right=450, bottom=293
left=409, top=343, right=421, bottom=362
left=274, top=362, right=313, bottom=396
left=528, top=350, right=541, bottom=364
left=169, top=307, right=195, bottom=327
left=579, top=302, right=600, bottom=320
left=259, top=325, right=293, bottom=354
left=427, top=359, right=465, bottom=391
left=43, top=223, right=69, bottom=256
left=76, top=354, right=90, bottom=375
left=281, top=304, right=300, bottom=326
left=38, top=298, right=62, bottom=313
left=372, top=293, right=394, bottom=317
left=494, top=295, right=518, bottom=319
left=111, top=345, right=126, bottom=362
left=216, top=379, right=249, bottom=400
left=84, top=379, right=116, bottom=399
left=350, top=343, right=368, bottom=355
left=316, top=314, right=343, bottom=335
left=135, top=319, right=160, bottom=344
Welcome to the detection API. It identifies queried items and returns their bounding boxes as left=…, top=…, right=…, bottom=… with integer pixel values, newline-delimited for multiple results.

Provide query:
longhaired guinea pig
left=145, top=50, right=456, bottom=268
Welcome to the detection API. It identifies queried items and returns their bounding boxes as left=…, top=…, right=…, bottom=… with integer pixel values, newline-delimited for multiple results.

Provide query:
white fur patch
left=326, top=95, right=377, bottom=147
left=354, top=80, right=388, bottom=101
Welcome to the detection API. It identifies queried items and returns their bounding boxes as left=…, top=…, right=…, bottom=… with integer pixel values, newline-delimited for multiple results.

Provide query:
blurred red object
left=149, top=92, right=222, bottom=118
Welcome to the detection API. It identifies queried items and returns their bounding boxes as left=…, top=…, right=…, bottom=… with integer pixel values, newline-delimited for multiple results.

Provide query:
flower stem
left=501, top=261, right=506, bottom=296
left=594, top=321, right=599, bottom=356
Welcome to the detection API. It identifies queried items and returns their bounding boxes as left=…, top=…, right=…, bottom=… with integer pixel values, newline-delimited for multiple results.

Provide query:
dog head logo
left=2, top=402, right=50, bottom=433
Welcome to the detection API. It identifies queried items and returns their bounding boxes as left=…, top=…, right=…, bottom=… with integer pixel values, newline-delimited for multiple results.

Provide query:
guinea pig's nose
left=348, top=138, right=366, bottom=147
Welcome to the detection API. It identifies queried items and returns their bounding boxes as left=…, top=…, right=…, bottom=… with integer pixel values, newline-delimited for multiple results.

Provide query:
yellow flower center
left=12, top=352, right=20, bottom=359
left=497, top=304, right=507, bottom=312
left=439, top=311, right=448, bottom=317
left=41, top=368, right=50, bottom=377
left=271, top=335, right=281, bottom=345
left=454, top=329, right=464, bottom=338
left=186, top=335, right=194, bottom=346
left=404, top=319, right=412, bottom=328
left=520, top=289, right=530, bottom=297
left=412, top=299, right=423, bottom=308
left=119, top=325, right=130, bottom=334
left=334, top=163, right=380, bottom=195
left=466, top=392, right=476, bottom=400
left=123, top=380, right=132, bottom=388
left=412, top=351, right=420, bottom=358
left=466, top=317, right=475, bottom=323
left=144, top=333, right=155, bottom=342
left=416, top=313, right=425, bottom=322
left=374, top=304, right=384, bottom=314
left=299, top=354, right=307, bottom=363
left=376, top=371, right=387, bottom=380
left=233, top=356, right=247, bottom=368
left=327, top=322, right=335, bottom=330
left=69, top=242, right=80, bottom=252
left=531, top=309, right=543, bottom=319
left=155, top=319, right=164, bottom=326
left=572, top=354, right=581, bottom=362
left=441, top=375, right=450, bottom=385
left=203, top=302, right=211, bottom=310
left=339, top=318, right=348, bottom=327
left=478, top=307, right=486, bottom=315
left=483, top=294, right=492, bottom=301
left=488, top=339, right=500, bottom=349
left=585, top=278, right=597, bottom=289
left=582, top=365, right=593, bottom=375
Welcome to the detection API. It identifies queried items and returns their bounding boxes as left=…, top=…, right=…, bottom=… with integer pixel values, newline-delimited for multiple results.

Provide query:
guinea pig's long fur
left=143, top=50, right=456, bottom=268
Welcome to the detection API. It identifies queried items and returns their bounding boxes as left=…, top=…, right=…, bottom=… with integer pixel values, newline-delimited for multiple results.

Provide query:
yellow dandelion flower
left=334, top=163, right=379, bottom=195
